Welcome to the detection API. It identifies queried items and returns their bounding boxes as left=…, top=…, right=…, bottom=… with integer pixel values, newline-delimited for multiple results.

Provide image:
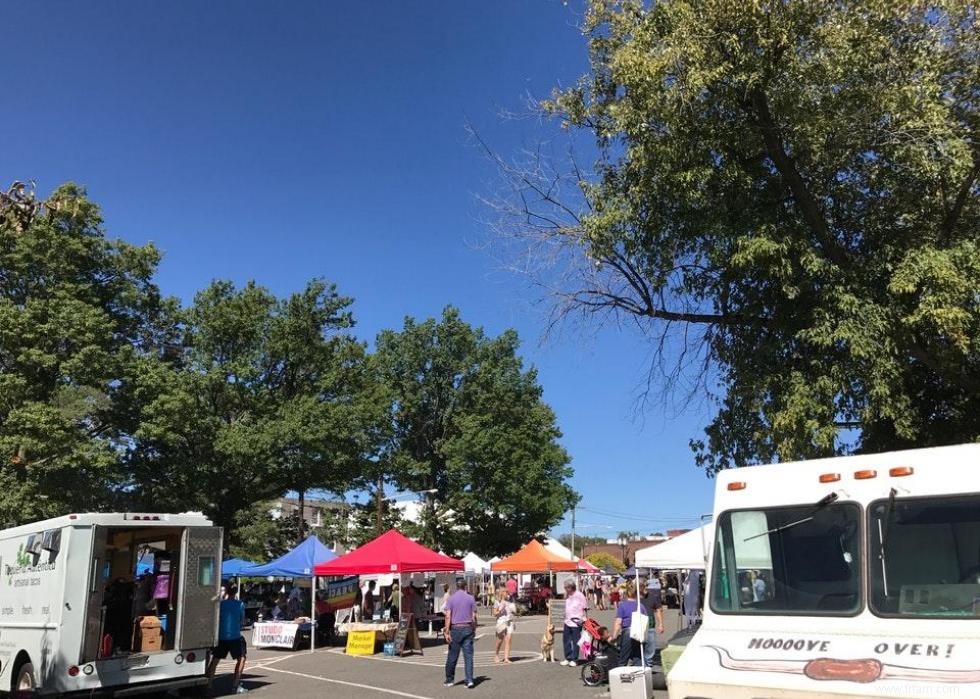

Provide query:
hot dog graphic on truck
left=667, top=444, right=980, bottom=699
left=0, top=512, right=222, bottom=696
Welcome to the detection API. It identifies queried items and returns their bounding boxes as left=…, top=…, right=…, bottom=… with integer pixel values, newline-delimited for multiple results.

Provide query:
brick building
left=581, top=528, right=691, bottom=566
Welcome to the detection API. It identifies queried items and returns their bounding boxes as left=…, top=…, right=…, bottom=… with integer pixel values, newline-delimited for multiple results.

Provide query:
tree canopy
left=375, top=307, right=577, bottom=556
left=494, top=0, right=980, bottom=470
left=0, top=182, right=170, bottom=525
left=0, top=184, right=577, bottom=554
left=129, top=278, right=372, bottom=539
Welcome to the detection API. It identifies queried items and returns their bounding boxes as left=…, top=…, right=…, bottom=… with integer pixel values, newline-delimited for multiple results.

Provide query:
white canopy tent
left=635, top=519, right=774, bottom=571
left=462, top=552, right=490, bottom=574
left=541, top=536, right=575, bottom=561
left=635, top=523, right=714, bottom=570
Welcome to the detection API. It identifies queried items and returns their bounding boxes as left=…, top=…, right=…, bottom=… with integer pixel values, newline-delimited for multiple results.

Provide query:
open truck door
left=82, top=525, right=110, bottom=662
left=177, top=527, right=223, bottom=651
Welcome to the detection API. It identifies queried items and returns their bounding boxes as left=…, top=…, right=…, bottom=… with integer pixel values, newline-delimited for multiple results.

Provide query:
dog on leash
left=540, top=623, right=556, bottom=661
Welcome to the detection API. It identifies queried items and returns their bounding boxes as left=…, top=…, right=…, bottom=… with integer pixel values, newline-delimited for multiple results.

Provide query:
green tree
left=375, top=307, right=576, bottom=556
left=130, top=279, right=371, bottom=540
left=586, top=551, right=625, bottom=572
left=0, top=183, right=172, bottom=525
left=495, top=0, right=980, bottom=469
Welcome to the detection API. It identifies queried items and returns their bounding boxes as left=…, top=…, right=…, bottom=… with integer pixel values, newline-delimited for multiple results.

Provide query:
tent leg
left=311, top=575, right=317, bottom=653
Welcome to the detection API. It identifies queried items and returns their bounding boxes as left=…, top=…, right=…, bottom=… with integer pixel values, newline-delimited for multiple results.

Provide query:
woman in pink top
left=561, top=580, right=588, bottom=666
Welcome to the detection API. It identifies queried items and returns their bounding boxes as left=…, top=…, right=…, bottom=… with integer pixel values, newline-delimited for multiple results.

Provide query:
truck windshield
left=711, top=502, right=861, bottom=615
left=869, top=493, right=980, bottom=618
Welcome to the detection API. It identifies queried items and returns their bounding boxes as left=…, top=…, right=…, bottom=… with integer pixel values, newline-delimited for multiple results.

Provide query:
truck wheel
left=13, top=661, right=36, bottom=698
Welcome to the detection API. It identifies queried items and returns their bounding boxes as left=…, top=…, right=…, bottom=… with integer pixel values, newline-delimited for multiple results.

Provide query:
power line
left=577, top=505, right=703, bottom=524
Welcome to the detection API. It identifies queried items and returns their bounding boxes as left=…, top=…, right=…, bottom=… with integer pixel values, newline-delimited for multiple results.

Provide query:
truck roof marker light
left=69, top=514, right=77, bottom=519
left=854, top=469, right=877, bottom=480
left=889, top=466, right=914, bottom=477
left=727, top=481, right=747, bottom=491
left=819, top=473, right=841, bottom=483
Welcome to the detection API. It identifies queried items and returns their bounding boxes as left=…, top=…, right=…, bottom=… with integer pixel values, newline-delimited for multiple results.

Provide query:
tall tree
left=493, top=0, right=980, bottom=469
left=130, top=279, right=371, bottom=538
left=0, top=183, right=171, bottom=525
left=375, top=307, right=577, bottom=557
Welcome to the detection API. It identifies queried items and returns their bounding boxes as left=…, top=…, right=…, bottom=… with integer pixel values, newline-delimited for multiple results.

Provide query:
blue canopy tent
left=623, top=565, right=649, bottom=578
left=221, top=558, right=260, bottom=577
left=240, top=535, right=336, bottom=578
left=240, top=535, right=337, bottom=652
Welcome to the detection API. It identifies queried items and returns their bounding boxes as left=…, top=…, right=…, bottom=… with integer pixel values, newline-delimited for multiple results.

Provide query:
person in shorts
left=207, top=584, right=248, bottom=694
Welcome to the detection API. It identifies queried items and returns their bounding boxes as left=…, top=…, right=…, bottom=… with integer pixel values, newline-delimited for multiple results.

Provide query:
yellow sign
left=346, top=630, right=377, bottom=656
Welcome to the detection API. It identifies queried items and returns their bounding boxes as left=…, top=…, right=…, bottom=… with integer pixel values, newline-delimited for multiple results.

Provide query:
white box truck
left=668, top=444, right=980, bottom=699
left=0, top=512, right=223, bottom=696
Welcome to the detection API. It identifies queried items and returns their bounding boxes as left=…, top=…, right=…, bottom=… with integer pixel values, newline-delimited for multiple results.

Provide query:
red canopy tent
left=489, top=539, right=579, bottom=573
left=313, top=529, right=464, bottom=576
left=578, top=559, right=600, bottom=573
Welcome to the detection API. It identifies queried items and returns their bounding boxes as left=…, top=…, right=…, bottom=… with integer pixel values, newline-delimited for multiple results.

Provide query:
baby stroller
left=579, top=618, right=617, bottom=687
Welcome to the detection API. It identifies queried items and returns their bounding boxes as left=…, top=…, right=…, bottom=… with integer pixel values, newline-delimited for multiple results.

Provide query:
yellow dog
left=540, top=622, right=556, bottom=662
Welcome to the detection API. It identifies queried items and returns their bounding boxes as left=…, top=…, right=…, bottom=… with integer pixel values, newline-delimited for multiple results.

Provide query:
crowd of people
left=208, top=570, right=678, bottom=694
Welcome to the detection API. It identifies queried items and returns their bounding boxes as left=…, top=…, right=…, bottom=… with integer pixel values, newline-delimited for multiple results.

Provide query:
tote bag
left=629, top=608, right=649, bottom=642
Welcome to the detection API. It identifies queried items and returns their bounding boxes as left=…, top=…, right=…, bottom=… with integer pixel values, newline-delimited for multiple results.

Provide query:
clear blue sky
left=1, top=1, right=714, bottom=538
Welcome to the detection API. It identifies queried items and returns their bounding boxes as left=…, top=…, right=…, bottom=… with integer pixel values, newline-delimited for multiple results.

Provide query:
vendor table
left=252, top=621, right=314, bottom=650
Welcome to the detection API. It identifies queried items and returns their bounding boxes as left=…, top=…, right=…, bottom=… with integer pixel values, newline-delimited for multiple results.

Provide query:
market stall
left=240, top=536, right=337, bottom=651
left=314, top=529, right=464, bottom=657
left=491, top=540, right=578, bottom=613
left=578, top=559, right=600, bottom=574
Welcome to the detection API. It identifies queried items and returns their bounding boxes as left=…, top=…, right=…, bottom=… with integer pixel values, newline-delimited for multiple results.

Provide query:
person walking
left=492, top=588, right=516, bottom=663
left=595, top=577, right=606, bottom=611
left=611, top=580, right=648, bottom=667
left=560, top=580, right=588, bottom=667
left=443, top=578, right=478, bottom=688
left=206, top=584, right=248, bottom=694
left=639, top=580, right=665, bottom=667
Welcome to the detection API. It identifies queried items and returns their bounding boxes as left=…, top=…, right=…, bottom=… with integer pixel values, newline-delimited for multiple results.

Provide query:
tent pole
left=311, top=575, right=317, bottom=654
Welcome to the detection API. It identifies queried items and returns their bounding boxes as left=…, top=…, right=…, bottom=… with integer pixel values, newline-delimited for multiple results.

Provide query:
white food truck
left=668, top=444, right=980, bottom=699
left=0, top=512, right=223, bottom=696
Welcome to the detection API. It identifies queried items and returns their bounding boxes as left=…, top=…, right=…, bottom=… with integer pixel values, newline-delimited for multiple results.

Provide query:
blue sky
left=1, top=1, right=715, bottom=538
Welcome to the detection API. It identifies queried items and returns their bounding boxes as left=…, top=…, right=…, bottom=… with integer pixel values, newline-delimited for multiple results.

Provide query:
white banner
left=252, top=622, right=299, bottom=649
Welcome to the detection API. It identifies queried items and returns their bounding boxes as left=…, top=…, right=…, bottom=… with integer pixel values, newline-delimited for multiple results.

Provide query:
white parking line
left=263, top=666, right=435, bottom=699
left=320, top=647, right=542, bottom=668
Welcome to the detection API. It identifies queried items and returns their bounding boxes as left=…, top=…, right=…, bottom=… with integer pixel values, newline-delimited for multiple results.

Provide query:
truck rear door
left=177, top=527, right=222, bottom=650
left=82, top=526, right=109, bottom=661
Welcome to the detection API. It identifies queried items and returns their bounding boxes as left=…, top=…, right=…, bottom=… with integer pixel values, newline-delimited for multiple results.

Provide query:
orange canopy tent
left=489, top=539, right=579, bottom=573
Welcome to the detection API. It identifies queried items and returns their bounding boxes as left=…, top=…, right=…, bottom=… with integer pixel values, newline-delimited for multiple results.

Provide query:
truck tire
left=13, top=661, right=36, bottom=698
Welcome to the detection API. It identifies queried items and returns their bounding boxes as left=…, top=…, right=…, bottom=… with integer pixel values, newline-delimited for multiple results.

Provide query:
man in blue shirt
left=206, top=584, right=248, bottom=694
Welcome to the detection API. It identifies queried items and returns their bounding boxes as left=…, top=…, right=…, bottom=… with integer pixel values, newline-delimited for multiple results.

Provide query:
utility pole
left=571, top=504, right=576, bottom=559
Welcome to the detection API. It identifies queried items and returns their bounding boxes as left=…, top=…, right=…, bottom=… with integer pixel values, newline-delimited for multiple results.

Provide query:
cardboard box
left=134, top=616, right=162, bottom=652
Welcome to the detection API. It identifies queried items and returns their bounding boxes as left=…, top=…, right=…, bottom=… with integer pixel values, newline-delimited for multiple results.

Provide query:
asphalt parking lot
left=208, top=607, right=679, bottom=699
